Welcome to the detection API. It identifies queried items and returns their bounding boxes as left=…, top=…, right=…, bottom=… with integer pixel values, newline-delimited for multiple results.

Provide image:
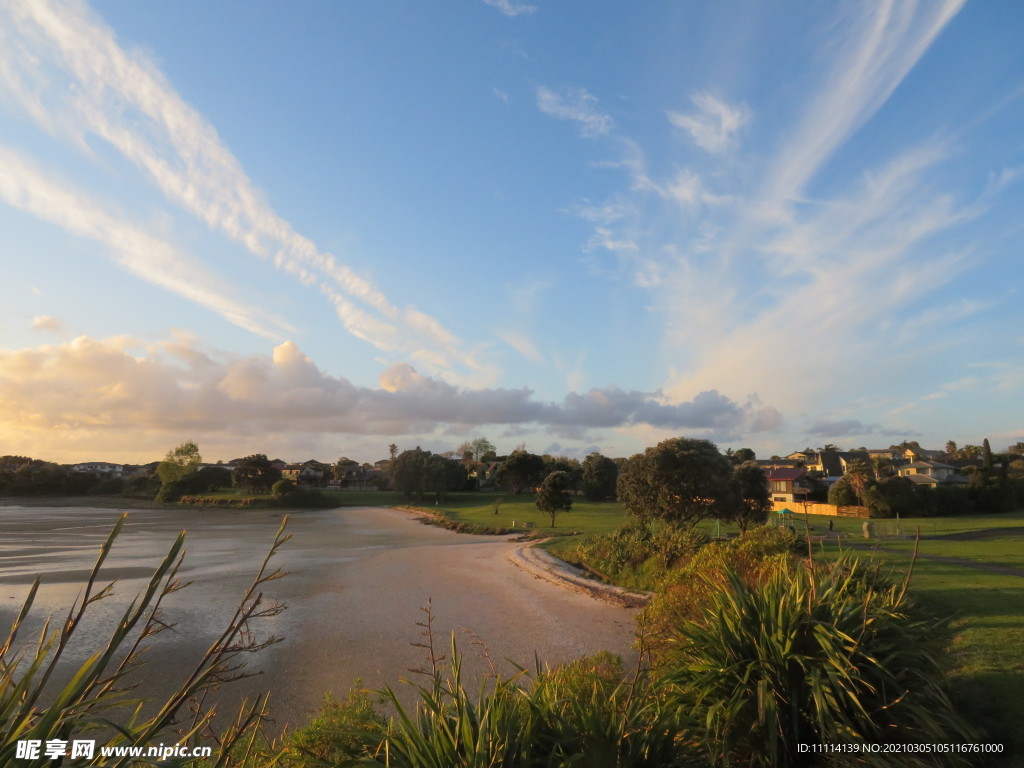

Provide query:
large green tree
left=232, top=454, right=281, bottom=493
left=616, top=438, right=740, bottom=527
left=728, top=461, right=771, bottom=534
left=843, top=459, right=875, bottom=505
left=496, top=450, right=545, bottom=495
left=392, top=447, right=428, bottom=499
left=156, top=440, right=202, bottom=485
left=828, top=476, right=858, bottom=507
left=422, top=454, right=467, bottom=502
left=535, top=471, right=573, bottom=527
left=457, top=437, right=496, bottom=464
left=581, top=452, right=618, bottom=501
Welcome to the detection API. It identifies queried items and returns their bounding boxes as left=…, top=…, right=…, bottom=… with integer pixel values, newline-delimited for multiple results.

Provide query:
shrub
left=572, top=521, right=709, bottom=591
left=827, top=476, right=858, bottom=506
left=272, top=487, right=338, bottom=509
left=282, top=687, right=384, bottom=764
left=155, top=479, right=183, bottom=503
left=272, top=478, right=296, bottom=498
left=86, top=477, right=125, bottom=495
left=123, top=472, right=161, bottom=498
left=664, top=555, right=976, bottom=767
left=340, top=623, right=699, bottom=768
left=641, top=526, right=797, bottom=662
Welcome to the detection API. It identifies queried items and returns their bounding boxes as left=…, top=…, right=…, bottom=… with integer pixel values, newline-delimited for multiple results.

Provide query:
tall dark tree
left=496, top=450, right=545, bottom=495
left=843, top=459, right=875, bottom=506
left=616, top=438, right=740, bottom=527
left=728, top=461, right=772, bottom=534
left=232, top=454, right=281, bottom=493
left=733, top=447, right=756, bottom=464
left=422, top=454, right=467, bottom=502
left=581, top=452, right=618, bottom=501
left=535, top=471, right=573, bottom=527
left=392, top=447, right=428, bottom=500
left=828, top=477, right=858, bottom=507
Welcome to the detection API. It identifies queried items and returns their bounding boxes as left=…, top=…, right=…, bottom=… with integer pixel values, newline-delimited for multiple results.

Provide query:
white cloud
left=756, top=0, right=966, bottom=217
left=667, top=92, right=749, bottom=154
left=0, top=0, right=488, bottom=384
left=543, top=4, right=976, bottom=442
left=31, top=315, right=64, bottom=334
left=537, top=86, right=612, bottom=138
left=0, top=146, right=287, bottom=340
left=483, top=0, right=536, bottom=17
left=0, top=336, right=768, bottom=453
left=495, top=330, right=545, bottom=364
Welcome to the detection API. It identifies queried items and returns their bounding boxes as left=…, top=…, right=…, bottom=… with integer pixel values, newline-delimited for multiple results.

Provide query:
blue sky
left=0, top=0, right=1021, bottom=464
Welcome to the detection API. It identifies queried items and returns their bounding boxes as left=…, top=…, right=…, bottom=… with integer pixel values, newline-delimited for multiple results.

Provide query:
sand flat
left=0, top=504, right=638, bottom=727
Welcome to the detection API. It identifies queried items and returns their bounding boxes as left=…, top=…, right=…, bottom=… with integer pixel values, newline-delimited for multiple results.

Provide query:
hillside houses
left=897, top=461, right=970, bottom=486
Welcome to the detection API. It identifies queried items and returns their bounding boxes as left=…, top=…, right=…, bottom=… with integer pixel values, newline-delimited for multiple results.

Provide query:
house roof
left=905, top=460, right=955, bottom=470
left=764, top=467, right=806, bottom=481
left=815, top=451, right=844, bottom=477
left=905, top=472, right=968, bottom=485
left=758, top=459, right=800, bottom=468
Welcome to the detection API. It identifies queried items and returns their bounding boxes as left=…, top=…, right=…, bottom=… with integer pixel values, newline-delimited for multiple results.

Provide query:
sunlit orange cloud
left=0, top=335, right=774, bottom=464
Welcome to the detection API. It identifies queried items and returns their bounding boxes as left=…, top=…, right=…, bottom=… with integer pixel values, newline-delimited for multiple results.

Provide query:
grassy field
left=806, top=514, right=1024, bottom=762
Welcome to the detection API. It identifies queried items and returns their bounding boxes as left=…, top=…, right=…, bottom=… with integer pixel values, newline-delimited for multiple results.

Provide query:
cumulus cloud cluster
left=0, top=336, right=781, bottom=449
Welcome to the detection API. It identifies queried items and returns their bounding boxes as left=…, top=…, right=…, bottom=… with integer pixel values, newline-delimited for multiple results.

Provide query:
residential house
left=758, top=458, right=802, bottom=470
left=763, top=467, right=812, bottom=504
left=901, top=446, right=946, bottom=462
left=866, top=448, right=899, bottom=462
left=897, top=461, right=969, bottom=486
left=804, top=450, right=869, bottom=479
left=69, top=462, right=124, bottom=480
left=282, top=460, right=328, bottom=486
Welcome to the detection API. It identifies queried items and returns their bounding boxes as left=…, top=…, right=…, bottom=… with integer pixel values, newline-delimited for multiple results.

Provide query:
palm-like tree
left=844, top=458, right=875, bottom=505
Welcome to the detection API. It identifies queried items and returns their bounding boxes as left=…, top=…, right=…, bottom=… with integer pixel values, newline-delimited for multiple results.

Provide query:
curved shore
left=0, top=503, right=640, bottom=728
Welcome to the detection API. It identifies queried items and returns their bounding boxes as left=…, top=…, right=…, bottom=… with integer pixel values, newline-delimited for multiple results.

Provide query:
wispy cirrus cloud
left=756, top=0, right=966, bottom=218
left=0, top=146, right=288, bottom=340
left=667, top=92, right=749, bottom=155
left=483, top=0, right=536, bottom=17
left=536, top=86, right=613, bottom=138
left=554, top=2, right=978, bottom=439
left=804, top=419, right=916, bottom=439
left=0, top=0, right=490, bottom=384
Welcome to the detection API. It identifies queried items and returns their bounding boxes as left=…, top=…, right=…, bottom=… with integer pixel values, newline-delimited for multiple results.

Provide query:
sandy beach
left=0, top=504, right=639, bottom=730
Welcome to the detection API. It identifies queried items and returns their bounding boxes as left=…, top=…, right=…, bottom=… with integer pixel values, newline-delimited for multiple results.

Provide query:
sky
left=0, top=0, right=1022, bottom=465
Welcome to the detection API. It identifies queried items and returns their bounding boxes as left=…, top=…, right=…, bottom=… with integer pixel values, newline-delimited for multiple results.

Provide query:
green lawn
left=812, top=527, right=1024, bottom=762
left=398, top=491, right=629, bottom=536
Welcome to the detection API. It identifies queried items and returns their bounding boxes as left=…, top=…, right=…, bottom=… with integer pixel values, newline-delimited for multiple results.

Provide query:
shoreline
left=0, top=503, right=641, bottom=728
left=0, top=496, right=646, bottom=606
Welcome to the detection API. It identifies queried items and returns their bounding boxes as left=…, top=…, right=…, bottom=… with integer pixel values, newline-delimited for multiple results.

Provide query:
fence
left=770, top=501, right=868, bottom=518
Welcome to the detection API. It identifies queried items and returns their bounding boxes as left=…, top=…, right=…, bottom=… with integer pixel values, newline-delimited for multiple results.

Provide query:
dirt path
left=507, top=540, right=650, bottom=608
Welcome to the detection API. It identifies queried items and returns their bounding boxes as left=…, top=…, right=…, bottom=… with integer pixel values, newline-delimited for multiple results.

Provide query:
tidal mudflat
left=0, top=504, right=638, bottom=727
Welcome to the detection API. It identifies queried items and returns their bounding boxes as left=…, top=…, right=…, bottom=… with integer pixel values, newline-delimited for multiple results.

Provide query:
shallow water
left=0, top=504, right=638, bottom=728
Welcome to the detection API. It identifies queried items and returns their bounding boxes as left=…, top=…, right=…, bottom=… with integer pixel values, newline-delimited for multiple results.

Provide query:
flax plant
left=664, top=554, right=975, bottom=767
left=339, top=604, right=702, bottom=768
left=0, top=514, right=290, bottom=768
